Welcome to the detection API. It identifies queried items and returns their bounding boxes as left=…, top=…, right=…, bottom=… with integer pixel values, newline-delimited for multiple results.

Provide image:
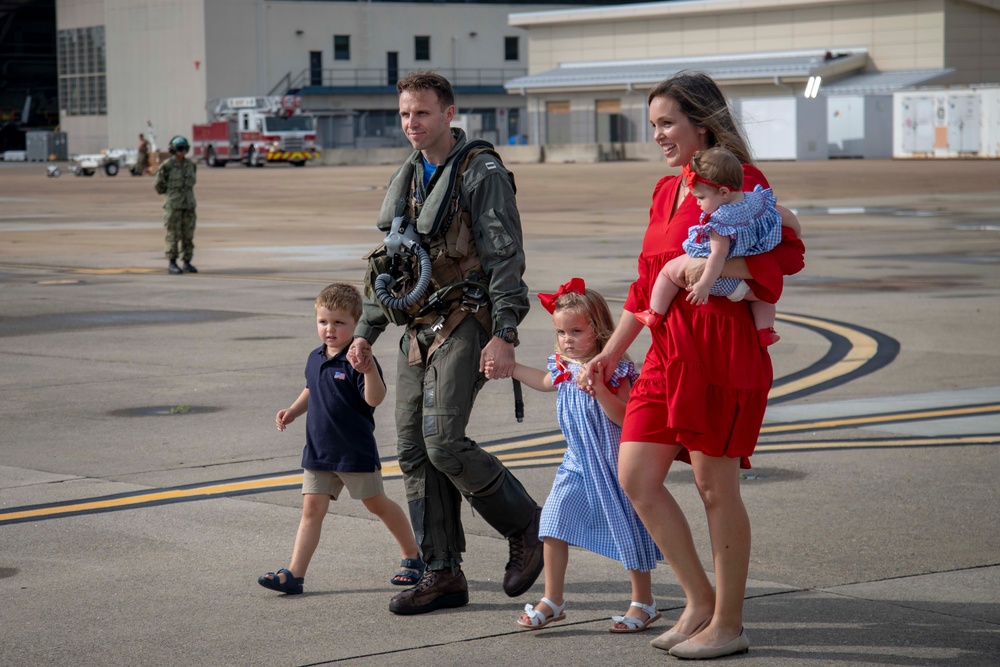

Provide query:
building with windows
left=53, top=0, right=648, bottom=154
left=505, top=0, right=1000, bottom=159
left=52, top=0, right=1000, bottom=159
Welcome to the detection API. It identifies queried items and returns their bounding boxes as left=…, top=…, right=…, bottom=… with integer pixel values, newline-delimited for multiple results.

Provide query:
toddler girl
left=496, top=278, right=663, bottom=633
left=634, top=146, right=793, bottom=347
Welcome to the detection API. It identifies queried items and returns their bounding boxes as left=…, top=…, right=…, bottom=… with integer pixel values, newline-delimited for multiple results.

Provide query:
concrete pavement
left=1, top=158, right=998, bottom=665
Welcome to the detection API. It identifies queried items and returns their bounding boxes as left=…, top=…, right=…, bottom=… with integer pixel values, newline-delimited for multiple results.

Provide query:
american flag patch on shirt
left=334, top=371, right=346, bottom=380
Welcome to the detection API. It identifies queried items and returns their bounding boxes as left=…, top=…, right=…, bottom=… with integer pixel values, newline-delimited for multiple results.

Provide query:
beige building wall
left=521, top=0, right=953, bottom=76
left=58, top=0, right=541, bottom=152
left=105, top=0, right=208, bottom=151
left=511, top=0, right=1000, bottom=148
left=58, top=0, right=208, bottom=153
left=251, top=1, right=534, bottom=87
left=57, top=0, right=102, bottom=29
left=944, top=1, right=1000, bottom=83
left=204, top=0, right=260, bottom=99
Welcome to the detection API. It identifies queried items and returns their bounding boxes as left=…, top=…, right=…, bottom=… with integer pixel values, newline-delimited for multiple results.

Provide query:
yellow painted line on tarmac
left=386, top=435, right=1000, bottom=478
left=0, top=263, right=334, bottom=282
left=1, top=264, right=161, bottom=275
left=69, top=267, right=162, bottom=275
left=755, top=434, right=1000, bottom=453
left=0, top=312, right=964, bottom=526
left=0, top=474, right=302, bottom=524
left=66, top=267, right=328, bottom=282
left=502, top=456, right=567, bottom=469
left=378, top=446, right=567, bottom=480
left=761, top=403, right=1000, bottom=434
left=4, top=430, right=995, bottom=524
left=768, top=313, right=878, bottom=400
left=483, top=435, right=567, bottom=452
left=496, top=447, right=568, bottom=462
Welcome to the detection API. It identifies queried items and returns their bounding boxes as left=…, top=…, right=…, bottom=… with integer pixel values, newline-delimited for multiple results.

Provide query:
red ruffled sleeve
left=624, top=174, right=676, bottom=313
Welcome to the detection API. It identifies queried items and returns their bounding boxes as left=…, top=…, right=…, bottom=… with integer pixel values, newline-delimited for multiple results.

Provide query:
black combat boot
left=183, top=261, right=198, bottom=273
left=168, top=260, right=182, bottom=275
left=388, top=567, right=468, bottom=615
left=503, top=506, right=544, bottom=597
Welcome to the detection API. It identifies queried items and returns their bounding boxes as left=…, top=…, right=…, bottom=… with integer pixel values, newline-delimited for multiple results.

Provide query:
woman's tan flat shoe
left=650, top=617, right=711, bottom=651
left=669, top=628, right=750, bottom=659
left=650, top=629, right=690, bottom=651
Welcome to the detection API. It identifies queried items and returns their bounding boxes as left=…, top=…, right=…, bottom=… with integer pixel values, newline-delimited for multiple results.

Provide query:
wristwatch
left=493, top=327, right=518, bottom=345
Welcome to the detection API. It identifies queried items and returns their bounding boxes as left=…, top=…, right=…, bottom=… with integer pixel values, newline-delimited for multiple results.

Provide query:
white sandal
left=610, top=600, right=661, bottom=633
left=516, top=596, right=567, bottom=630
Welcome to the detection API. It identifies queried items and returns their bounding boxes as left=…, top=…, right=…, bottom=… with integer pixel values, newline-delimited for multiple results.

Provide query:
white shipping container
left=894, top=87, right=1000, bottom=158
left=982, top=88, right=1000, bottom=158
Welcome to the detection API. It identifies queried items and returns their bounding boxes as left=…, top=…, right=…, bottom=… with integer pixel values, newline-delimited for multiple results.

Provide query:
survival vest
left=363, top=140, right=508, bottom=362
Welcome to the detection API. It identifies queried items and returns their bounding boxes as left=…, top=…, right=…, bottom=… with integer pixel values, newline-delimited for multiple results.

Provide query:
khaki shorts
left=302, top=468, right=384, bottom=501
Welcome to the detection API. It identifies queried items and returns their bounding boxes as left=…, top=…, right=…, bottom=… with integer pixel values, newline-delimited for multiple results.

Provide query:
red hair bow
left=682, top=163, right=724, bottom=191
left=538, top=277, right=586, bottom=314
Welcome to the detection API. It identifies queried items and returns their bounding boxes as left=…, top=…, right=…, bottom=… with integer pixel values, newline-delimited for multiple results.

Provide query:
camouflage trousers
left=163, top=207, right=196, bottom=262
left=132, top=152, right=149, bottom=176
left=395, top=316, right=538, bottom=570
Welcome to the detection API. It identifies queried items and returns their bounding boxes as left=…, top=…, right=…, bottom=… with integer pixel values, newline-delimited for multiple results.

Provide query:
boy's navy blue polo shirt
left=302, top=344, right=383, bottom=472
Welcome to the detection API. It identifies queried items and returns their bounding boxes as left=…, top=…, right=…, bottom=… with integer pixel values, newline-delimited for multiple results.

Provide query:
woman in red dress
left=584, top=72, right=805, bottom=659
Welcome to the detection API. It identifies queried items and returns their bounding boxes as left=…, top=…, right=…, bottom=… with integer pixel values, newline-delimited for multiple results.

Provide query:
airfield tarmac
left=1, top=156, right=999, bottom=666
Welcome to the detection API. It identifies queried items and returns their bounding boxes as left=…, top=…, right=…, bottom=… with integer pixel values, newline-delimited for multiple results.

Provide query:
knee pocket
left=396, top=439, right=427, bottom=474
left=425, top=440, right=505, bottom=494
left=426, top=444, right=465, bottom=478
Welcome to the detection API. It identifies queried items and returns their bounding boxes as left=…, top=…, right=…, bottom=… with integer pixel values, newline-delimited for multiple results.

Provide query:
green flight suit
left=154, top=156, right=197, bottom=262
left=356, top=129, right=538, bottom=571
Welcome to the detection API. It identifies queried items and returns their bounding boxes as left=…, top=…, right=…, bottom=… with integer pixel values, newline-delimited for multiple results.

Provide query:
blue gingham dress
left=682, top=184, right=783, bottom=297
left=538, top=355, right=663, bottom=571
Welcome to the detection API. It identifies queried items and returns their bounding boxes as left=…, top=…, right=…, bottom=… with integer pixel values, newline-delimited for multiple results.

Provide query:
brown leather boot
left=388, top=567, right=469, bottom=615
left=503, top=507, right=544, bottom=597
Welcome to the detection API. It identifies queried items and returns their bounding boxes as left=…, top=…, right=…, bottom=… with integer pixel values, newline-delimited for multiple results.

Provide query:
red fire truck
left=191, top=96, right=319, bottom=167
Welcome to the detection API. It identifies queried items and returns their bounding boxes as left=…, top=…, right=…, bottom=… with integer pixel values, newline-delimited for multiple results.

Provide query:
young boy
left=258, top=283, right=423, bottom=595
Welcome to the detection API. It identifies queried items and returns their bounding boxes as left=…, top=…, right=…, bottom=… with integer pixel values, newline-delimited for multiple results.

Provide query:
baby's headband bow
left=682, top=163, right=724, bottom=191
left=538, top=277, right=586, bottom=314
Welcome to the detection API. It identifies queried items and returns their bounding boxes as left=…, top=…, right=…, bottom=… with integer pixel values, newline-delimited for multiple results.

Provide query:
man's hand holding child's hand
left=347, top=338, right=373, bottom=373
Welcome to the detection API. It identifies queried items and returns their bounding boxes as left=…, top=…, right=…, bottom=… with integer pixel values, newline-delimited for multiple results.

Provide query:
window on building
left=57, top=26, right=106, bottom=116
left=355, top=109, right=406, bottom=144
left=415, top=36, right=430, bottom=61
left=310, top=51, right=323, bottom=86
left=334, top=35, right=350, bottom=61
left=463, top=108, right=497, bottom=132
left=546, top=101, right=570, bottom=144
left=387, top=52, right=399, bottom=86
left=505, top=36, right=519, bottom=62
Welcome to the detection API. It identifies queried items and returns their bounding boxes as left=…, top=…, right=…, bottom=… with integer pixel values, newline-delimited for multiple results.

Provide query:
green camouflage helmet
left=169, top=135, right=190, bottom=153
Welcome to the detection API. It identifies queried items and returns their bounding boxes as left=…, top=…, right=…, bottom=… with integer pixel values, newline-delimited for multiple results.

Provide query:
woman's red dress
left=620, top=165, right=805, bottom=468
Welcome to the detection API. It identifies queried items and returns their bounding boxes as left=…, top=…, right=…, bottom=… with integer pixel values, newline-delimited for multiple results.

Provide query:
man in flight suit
left=153, top=135, right=197, bottom=275
left=348, top=71, right=542, bottom=615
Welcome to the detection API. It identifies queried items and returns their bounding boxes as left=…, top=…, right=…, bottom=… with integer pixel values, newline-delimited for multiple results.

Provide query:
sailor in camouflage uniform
left=153, top=135, right=198, bottom=275
left=348, top=71, right=543, bottom=615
